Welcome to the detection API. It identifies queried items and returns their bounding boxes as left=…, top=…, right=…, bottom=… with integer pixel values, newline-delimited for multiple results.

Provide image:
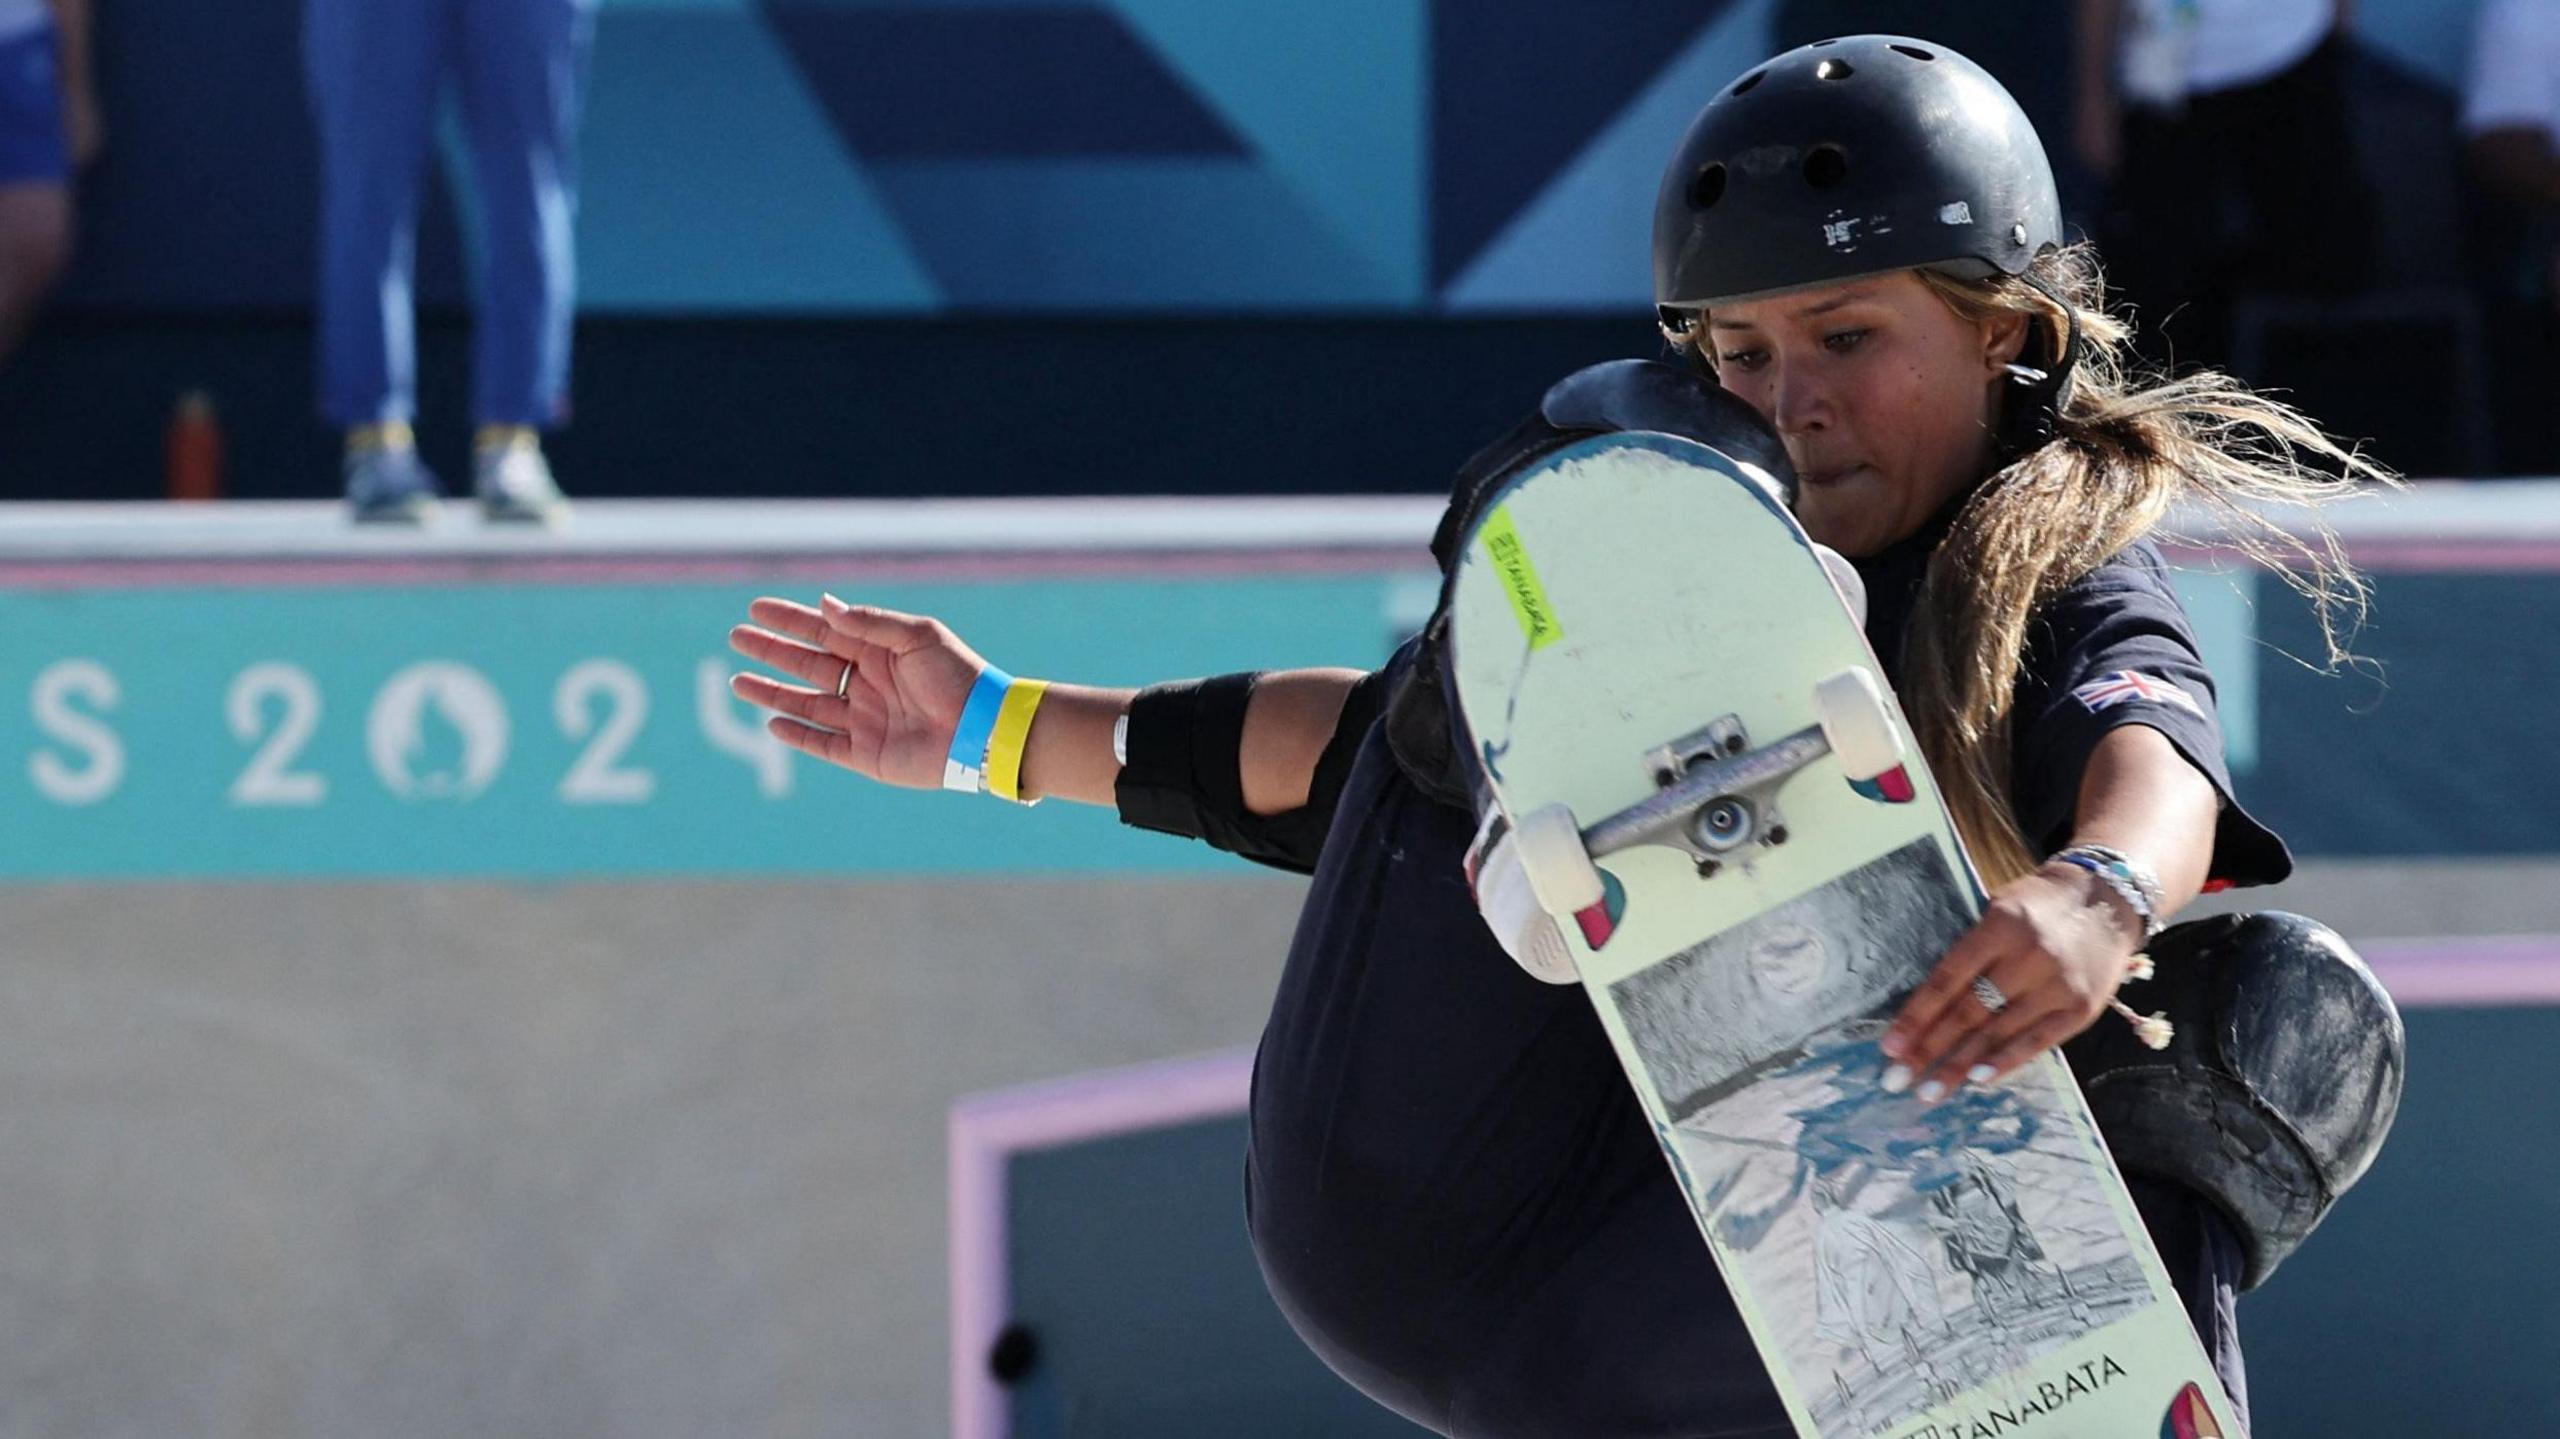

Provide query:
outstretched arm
left=999, top=666, right=1364, bottom=810
left=1883, top=724, right=2216, bottom=1095
left=727, top=594, right=1362, bottom=812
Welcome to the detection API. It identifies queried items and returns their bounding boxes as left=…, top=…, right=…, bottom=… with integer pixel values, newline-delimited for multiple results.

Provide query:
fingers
left=1970, top=1009, right=2092, bottom=1084
left=728, top=621, right=852, bottom=692
left=740, top=594, right=936, bottom=658
left=1909, top=987, right=2074, bottom=1099
left=735, top=594, right=960, bottom=696
left=818, top=594, right=947, bottom=654
left=1886, top=955, right=2047, bottom=1099
left=1882, top=917, right=2010, bottom=1070
left=729, top=669, right=885, bottom=733
left=761, top=703, right=904, bottom=780
left=764, top=714, right=859, bottom=769
left=744, top=597, right=834, bottom=648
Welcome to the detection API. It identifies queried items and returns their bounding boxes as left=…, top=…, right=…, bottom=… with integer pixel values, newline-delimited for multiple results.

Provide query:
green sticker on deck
left=1481, top=507, right=1562, bottom=650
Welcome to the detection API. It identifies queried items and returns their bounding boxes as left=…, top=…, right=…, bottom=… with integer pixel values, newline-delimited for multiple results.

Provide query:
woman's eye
left=1717, top=348, right=1767, bottom=371
left=1823, top=328, right=1869, bottom=353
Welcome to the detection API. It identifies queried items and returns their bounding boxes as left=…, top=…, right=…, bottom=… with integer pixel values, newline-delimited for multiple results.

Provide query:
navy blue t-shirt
left=1849, top=504, right=2289, bottom=888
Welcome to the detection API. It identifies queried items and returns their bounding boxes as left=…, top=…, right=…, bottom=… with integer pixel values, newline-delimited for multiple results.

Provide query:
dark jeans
left=1246, top=728, right=2249, bottom=1438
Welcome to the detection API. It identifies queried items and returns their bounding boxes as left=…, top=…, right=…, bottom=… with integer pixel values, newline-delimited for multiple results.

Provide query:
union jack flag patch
left=2072, top=670, right=2203, bottom=718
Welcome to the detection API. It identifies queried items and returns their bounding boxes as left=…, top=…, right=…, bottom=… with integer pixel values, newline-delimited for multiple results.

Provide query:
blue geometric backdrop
left=59, top=0, right=2488, bottom=314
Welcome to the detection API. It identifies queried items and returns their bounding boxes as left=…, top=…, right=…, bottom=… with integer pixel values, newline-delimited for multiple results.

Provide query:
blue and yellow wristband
left=943, top=665, right=1050, bottom=804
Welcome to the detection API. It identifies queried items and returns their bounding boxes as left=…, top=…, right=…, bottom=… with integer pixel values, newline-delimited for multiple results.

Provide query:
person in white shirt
left=2073, top=0, right=2370, bottom=371
left=0, top=0, right=94, bottom=371
left=2462, top=0, right=2560, bottom=472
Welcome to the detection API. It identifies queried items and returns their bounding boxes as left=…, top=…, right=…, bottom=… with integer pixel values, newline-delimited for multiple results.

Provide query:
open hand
left=727, top=595, right=986, bottom=788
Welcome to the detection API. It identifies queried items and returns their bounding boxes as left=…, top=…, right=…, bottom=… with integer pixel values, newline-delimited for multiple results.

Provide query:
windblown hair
left=1686, top=244, right=2392, bottom=886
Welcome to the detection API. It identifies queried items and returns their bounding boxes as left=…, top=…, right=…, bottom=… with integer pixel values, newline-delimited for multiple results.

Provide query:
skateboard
left=1445, top=432, right=2237, bottom=1439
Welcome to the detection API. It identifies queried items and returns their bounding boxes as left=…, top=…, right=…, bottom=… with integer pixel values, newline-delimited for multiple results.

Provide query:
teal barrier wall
left=0, top=572, right=1415, bottom=878
left=11, top=552, right=2558, bottom=877
left=1005, top=1119, right=1427, bottom=1437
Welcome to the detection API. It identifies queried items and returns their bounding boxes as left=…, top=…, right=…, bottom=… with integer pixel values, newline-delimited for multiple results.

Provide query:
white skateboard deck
left=1445, top=432, right=2236, bottom=1439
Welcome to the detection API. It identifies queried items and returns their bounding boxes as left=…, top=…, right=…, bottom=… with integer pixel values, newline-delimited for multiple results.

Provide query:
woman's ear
left=1981, top=309, right=2033, bottom=373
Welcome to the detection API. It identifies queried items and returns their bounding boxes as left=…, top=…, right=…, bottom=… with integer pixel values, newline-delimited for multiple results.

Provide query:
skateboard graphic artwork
left=1445, top=432, right=2239, bottom=1439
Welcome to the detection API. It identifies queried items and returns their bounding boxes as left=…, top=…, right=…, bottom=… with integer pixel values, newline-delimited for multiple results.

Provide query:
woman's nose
left=1771, top=362, right=1832, bottom=436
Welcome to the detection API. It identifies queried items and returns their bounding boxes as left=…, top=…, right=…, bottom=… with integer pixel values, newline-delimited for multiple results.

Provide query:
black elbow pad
left=1114, top=672, right=1259, bottom=843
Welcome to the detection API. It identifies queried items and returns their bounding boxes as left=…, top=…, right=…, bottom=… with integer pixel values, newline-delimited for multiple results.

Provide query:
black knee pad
left=2063, top=911, right=2405, bottom=1290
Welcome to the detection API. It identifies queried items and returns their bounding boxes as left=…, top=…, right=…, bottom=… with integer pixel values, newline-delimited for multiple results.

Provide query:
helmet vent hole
left=1688, top=163, right=1728, bottom=209
left=1803, top=145, right=1849, bottom=189
left=1731, top=70, right=1766, bottom=96
left=1890, top=44, right=1936, bottom=61
left=1815, top=57, right=1855, bottom=81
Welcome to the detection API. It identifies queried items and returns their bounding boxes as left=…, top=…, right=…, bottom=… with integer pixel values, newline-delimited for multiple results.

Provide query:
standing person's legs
left=305, top=0, right=454, bottom=430
left=453, top=0, right=591, bottom=432
left=0, top=26, right=73, bottom=370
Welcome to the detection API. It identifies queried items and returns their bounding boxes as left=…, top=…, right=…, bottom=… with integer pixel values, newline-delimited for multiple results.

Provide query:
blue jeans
left=0, top=27, right=67, bottom=185
left=305, top=0, right=593, bottom=428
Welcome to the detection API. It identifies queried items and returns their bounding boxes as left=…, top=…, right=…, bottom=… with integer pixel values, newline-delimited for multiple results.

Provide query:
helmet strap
left=1656, top=306, right=1716, bottom=379
left=1992, top=272, right=2081, bottom=466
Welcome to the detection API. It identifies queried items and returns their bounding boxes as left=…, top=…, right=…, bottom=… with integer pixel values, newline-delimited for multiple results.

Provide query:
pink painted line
left=2361, top=935, right=2560, bottom=1008
left=0, top=548, right=1426, bottom=592
left=2333, top=541, right=2560, bottom=573
left=2155, top=538, right=2560, bottom=574
left=948, top=1046, right=1254, bottom=1439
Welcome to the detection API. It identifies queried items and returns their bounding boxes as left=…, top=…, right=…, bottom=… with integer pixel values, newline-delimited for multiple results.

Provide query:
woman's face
left=1706, top=272, right=2029, bottom=557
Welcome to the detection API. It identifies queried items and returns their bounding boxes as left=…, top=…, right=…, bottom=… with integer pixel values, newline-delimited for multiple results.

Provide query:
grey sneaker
left=346, top=445, right=444, bottom=525
left=474, top=437, right=570, bottom=525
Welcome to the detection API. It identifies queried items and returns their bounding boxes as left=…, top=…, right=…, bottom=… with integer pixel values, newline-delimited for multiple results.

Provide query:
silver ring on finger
left=1970, top=975, right=2009, bottom=1014
left=835, top=660, right=855, bottom=701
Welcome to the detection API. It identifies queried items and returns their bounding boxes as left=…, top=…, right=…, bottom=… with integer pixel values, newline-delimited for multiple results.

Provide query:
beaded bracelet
left=2052, top=843, right=2164, bottom=941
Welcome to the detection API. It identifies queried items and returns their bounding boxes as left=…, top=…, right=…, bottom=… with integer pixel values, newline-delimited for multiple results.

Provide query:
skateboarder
left=728, top=35, right=2398, bottom=1438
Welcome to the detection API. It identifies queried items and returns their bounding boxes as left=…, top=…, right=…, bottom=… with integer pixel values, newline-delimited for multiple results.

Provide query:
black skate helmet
left=1652, top=35, right=2077, bottom=454
left=1653, top=34, right=2062, bottom=317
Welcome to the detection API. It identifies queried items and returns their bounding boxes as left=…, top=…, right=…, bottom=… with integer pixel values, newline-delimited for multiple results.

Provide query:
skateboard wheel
left=1813, top=544, right=1868, bottom=624
left=1814, top=667, right=1905, bottom=782
left=1510, top=803, right=1608, bottom=916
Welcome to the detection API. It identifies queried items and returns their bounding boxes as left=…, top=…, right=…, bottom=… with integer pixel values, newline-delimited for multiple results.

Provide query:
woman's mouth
left=1800, top=464, right=1867, bottom=487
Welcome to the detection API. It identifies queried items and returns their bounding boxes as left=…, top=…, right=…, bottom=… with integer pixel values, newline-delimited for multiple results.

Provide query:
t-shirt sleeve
left=2465, top=0, right=2560, bottom=136
left=2009, top=545, right=2292, bottom=888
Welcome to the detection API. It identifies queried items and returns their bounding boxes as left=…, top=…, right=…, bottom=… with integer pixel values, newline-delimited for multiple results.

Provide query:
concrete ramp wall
left=5, top=877, right=1305, bottom=1437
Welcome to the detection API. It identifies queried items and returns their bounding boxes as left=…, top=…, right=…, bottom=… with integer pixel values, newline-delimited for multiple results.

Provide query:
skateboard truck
left=1595, top=713, right=1820, bottom=877
left=1506, top=668, right=1911, bottom=933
